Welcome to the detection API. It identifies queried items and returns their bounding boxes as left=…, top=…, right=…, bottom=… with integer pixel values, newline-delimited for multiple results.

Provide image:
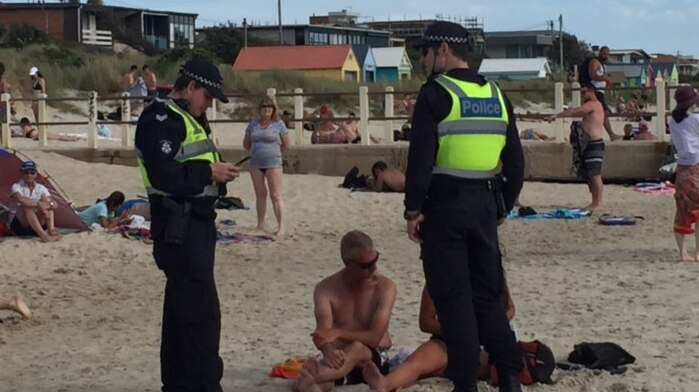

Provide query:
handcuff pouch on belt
left=161, top=198, right=191, bottom=245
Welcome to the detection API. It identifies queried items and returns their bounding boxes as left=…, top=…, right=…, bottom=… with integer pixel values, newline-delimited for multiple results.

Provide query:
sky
left=8, top=0, right=699, bottom=56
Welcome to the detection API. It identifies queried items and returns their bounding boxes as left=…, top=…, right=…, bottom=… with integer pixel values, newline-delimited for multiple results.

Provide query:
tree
left=197, top=24, right=276, bottom=64
left=87, top=0, right=105, bottom=5
left=549, top=32, right=591, bottom=73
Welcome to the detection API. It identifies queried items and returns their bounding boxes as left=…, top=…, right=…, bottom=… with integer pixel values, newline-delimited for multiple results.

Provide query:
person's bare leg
left=586, top=176, right=603, bottom=211
left=0, top=293, right=32, bottom=320
left=311, top=341, right=373, bottom=385
left=674, top=232, right=692, bottom=261
left=266, top=168, right=285, bottom=236
left=45, top=209, right=60, bottom=237
left=17, top=208, right=57, bottom=242
left=249, top=168, right=268, bottom=232
left=294, top=359, right=334, bottom=392
left=364, top=340, right=447, bottom=392
left=693, top=229, right=699, bottom=262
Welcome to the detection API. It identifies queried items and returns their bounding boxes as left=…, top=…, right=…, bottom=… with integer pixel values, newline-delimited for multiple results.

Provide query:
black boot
left=451, top=381, right=478, bottom=392
left=497, top=371, right=522, bottom=392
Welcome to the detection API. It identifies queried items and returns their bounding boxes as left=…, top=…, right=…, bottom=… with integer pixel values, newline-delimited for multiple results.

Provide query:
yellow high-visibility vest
left=433, top=74, right=508, bottom=179
left=137, top=99, right=220, bottom=197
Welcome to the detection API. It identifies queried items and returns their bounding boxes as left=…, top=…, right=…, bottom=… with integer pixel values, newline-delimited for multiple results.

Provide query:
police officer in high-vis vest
left=135, top=58, right=240, bottom=392
left=405, top=22, right=525, bottom=392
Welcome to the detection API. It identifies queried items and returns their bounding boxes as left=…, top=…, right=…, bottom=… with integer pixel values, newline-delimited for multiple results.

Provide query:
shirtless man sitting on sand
left=294, top=230, right=397, bottom=392
left=363, top=278, right=515, bottom=392
left=546, top=82, right=606, bottom=211
left=366, top=161, right=405, bottom=193
left=0, top=292, right=32, bottom=320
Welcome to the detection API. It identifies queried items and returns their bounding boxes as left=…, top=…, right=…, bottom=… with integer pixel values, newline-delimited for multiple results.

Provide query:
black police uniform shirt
left=135, top=99, right=214, bottom=198
left=404, top=68, right=525, bottom=213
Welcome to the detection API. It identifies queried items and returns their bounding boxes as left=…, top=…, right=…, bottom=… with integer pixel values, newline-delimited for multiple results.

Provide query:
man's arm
left=404, top=84, right=444, bottom=212
left=371, top=173, right=385, bottom=192
left=312, top=283, right=335, bottom=351
left=418, top=285, right=441, bottom=335
left=335, top=279, right=397, bottom=347
left=589, top=59, right=611, bottom=84
left=550, top=102, right=595, bottom=119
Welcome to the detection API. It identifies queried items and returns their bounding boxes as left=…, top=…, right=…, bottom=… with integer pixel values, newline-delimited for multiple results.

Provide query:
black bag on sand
left=342, top=166, right=367, bottom=189
left=566, top=342, right=635, bottom=374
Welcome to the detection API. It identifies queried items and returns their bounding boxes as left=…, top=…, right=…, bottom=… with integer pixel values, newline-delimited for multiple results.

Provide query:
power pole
left=278, top=0, right=283, bottom=45
left=558, top=14, right=564, bottom=72
left=243, top=18, right=248, bottom=49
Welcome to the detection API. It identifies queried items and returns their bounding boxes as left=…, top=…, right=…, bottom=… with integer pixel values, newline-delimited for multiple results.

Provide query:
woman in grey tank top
left=243, top=97, right=290, bottom=235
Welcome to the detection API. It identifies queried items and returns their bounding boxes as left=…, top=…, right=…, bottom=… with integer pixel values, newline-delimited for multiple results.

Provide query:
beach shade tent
left=0, top=148, right=86, bottom=233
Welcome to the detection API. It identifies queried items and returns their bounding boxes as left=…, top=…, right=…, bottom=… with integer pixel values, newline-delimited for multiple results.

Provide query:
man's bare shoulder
left=314, top=271, right=344, bottom=294
left=375, top=273, right=397, bottom=294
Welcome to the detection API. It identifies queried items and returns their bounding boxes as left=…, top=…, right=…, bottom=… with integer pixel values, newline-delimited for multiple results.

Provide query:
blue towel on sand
left=508, top=208, right=592, bottom=219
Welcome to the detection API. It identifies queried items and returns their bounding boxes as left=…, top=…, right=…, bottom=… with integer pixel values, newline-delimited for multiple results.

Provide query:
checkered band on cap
left=180, top=67, right=223, bottom=90
left=423, top=35, right=469, bottom=44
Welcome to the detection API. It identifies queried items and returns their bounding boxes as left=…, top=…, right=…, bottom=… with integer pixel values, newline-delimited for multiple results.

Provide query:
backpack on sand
left=490, top=340, right=555, bottom=386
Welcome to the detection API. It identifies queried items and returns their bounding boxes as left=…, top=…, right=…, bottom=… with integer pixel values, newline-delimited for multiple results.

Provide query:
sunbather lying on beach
left=13, top=117, right=80, bottom=142
left=366, top=161, right=405, bottom=193
left=77, top=191, right=132, bottom=229
left=363, top=279, right=515, bottom=392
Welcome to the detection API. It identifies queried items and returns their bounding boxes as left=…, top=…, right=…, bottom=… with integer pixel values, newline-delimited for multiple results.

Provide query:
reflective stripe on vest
left=433, top=74, right=508, bottom=179
left=137, top=99, right=220, bottom=197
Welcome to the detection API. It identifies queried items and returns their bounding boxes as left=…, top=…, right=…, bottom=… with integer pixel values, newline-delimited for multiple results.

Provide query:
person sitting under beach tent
left=9, top=160, right=61, bottom=242
left=294, top=230, right=396, bottom=392
left=0, top=292, right=32, bottom=320
left=366, top=161, right=405, bottom=193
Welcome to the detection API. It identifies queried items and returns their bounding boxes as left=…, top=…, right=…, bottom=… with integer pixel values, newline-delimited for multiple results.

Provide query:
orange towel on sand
left=270, top=358, right=307, bottom=379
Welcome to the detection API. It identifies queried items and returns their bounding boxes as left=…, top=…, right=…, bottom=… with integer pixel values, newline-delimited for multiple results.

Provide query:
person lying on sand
left=363, top=280, right=515, bottom=392
left=13, top=117, right=80, bottom=142
left=293, top=230, right=397, bottom=392
left=366, top=161, right=405, bottom=193
left=0, top=292, right=32, bottom=320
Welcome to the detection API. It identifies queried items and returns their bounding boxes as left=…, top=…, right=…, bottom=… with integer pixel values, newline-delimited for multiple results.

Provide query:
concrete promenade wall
left=45, top=141, right=669, bottom=181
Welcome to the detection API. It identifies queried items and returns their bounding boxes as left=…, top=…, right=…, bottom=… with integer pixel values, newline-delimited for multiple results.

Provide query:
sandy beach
left=1, top=148, right=698, bottom=392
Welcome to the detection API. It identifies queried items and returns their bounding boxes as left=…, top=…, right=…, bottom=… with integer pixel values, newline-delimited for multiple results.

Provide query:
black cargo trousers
left=419, top=177, right=522, bottom=388
left=151, top=198, right=223, bottom=392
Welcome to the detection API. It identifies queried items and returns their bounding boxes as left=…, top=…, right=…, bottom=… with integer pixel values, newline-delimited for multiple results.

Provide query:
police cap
left=180, top=58, right=229, bottom=103
left=413, top=21, right=470, bottom=48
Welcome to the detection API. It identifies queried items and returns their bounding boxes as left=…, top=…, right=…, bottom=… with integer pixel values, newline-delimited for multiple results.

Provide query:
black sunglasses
left=22, top=170, right=37, bottom=175
left=260, top=104, right=274, bottom=108
left=349, top=251, right=380, bottom=270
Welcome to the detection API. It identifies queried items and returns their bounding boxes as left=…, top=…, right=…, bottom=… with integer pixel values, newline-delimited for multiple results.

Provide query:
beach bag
left=490, top=340, right=555, bottom=386
left=566, top=342, right=635, bottom=373
left=341, top=166, right=367, bottom=189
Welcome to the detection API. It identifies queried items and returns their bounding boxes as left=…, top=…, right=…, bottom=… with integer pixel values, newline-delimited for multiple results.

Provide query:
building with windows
left=0, top=2, right=196, bottom=50
left=484, top=30, right=554, bottom=59
left=478, top=58, right=552, bottom=80
left=366, top=17, right=486, bottom=53
left=241, top=24, right=391, bottom=47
